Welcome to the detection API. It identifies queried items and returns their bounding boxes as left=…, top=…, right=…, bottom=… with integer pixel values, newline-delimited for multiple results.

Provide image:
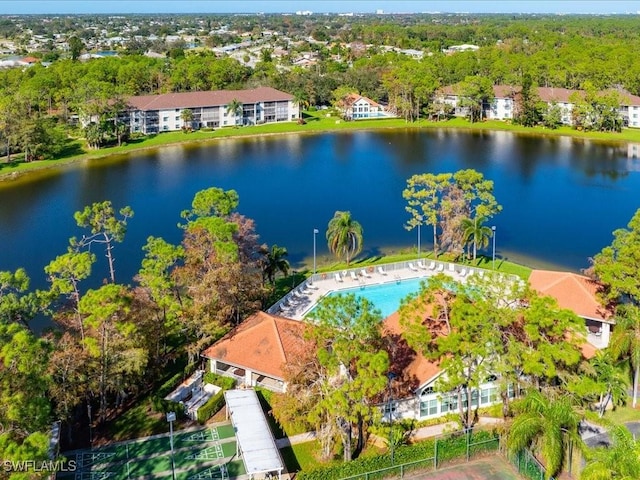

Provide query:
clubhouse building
left=201, top=263, right=607, bottom=423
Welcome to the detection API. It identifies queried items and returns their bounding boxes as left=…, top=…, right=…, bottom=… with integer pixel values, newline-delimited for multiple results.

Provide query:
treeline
left=2, top=15, right=640, bottom=160
left=0, top=187, right=289, bottom=473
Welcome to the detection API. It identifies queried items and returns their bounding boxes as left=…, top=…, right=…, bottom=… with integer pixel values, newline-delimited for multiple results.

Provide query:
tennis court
left=59, top=424, right=246, bottom=480
left=405, top=456, right=522, bottom=480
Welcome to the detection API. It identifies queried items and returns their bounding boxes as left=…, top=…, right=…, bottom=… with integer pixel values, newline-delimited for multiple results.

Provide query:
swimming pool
left=309, top=277, right=429, bottom=319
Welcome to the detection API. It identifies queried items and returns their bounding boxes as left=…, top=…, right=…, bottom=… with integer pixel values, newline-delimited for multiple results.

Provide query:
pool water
left=312, top=277, right=428, bottom=319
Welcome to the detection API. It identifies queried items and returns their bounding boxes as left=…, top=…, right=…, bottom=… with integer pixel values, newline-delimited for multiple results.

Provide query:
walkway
left=275, top=417, right=504, bottom=448
left=269, top=259, right=492, bottom=320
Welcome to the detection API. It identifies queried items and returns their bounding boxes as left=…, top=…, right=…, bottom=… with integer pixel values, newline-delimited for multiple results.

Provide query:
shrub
left=296, top=429, right=498, bottom=480
left=203, top=372, right=235, bottom=390
left=197, top=390, right=226, bottom=424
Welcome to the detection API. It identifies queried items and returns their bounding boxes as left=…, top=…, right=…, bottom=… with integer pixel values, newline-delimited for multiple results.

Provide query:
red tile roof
left=343, top=93, right=381, bottom=108
left=529, top=269, right=612, bottom=322
left=383, top=311, right=442, bottom=387
left=201, top=311, right=309, bottom=380
left=534, top=87, right=577, bottom=103
left=127, top=86, right=293, bottom=111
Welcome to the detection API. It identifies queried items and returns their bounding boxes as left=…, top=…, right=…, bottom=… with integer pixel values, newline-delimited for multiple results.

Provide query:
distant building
left=339, top=93, right=394, bottom=120
left=444, top=44, right=480, bottom=54
left=126, top=86, right=298, bottom=134
left=436, top=84, right=640, bottom=127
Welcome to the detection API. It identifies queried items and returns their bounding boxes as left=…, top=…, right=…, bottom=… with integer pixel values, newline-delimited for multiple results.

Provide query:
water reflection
left=0, top=129, right=638, bottom=296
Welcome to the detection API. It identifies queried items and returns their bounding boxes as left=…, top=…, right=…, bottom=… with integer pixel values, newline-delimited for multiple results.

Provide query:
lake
left=1, top=129, right=639, bottom=293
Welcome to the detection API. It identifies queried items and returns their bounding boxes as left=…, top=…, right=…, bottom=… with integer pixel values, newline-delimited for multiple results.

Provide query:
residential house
left=201, top=311, right=309, bottom=393
left=529, top=269, right=614, bottom=349
left=536, top=87, right=575, bottom=125
left=437, top=85, right=518, bottom=120
left=126, top=86, right=298, bottom=134
left=437, top=84, right=640, bottom=128
left=616, top=89, right=640, bottom=128
left=340, top=93, right=392, bottom=120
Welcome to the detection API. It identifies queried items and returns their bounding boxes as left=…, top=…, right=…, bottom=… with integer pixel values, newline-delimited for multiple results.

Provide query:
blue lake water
left=1, top=129, right=639, bottom=295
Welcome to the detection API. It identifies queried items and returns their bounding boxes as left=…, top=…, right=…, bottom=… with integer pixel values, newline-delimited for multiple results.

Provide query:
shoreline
left=1, top=116, right=638, bottom=183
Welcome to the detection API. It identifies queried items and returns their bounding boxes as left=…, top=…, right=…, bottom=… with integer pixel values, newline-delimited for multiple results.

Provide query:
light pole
left=491, top=225, right=496, bottom=270
left=313, top=228, right=319, bottom=276
left=416, top=216, right=422, bottom=259
left=167, top=412, right=176, bottom=480
left=387, top=372, right=397, bottom=465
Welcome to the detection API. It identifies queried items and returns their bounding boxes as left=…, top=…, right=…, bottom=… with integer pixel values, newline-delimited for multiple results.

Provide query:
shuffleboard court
left=60, top=424, right=244, bottom=480
left=404, top=456, right=522, bottom=480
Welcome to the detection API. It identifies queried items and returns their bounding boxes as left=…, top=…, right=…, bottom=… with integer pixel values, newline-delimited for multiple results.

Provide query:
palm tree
left=263, top=244, right=290, bottom=284
left=460, top=215, right=493, bottom=260
left=293, top=90, right=310, bottom=116
left=590, top=351, right=628, bottom=417
left=609, top=304, right=640, bottom=408
left=326, top=211, right=364, bottom=265
left=507, top=390, right=582, bottom=479
left=581, top=425, right=640, bottom=480
left=181, top=108, right=194, bottom=131
left=226, top=98, right=243, bottom=127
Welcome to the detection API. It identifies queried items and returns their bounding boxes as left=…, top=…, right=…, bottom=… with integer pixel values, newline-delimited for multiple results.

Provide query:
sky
left=1, top=1, right=639, bottom=15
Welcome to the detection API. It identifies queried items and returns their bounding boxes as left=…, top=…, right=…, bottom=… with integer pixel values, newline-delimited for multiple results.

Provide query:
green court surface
left=60, top=424, right=244, bottom=480
left=405, top=456, right=522, bottom=480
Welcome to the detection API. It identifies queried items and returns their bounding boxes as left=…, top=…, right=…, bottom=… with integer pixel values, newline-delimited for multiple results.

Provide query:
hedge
left=296, top=430, right=499, bottom=480
left=203, top=372, right=236, bottom=390
left=195, top=373, right=236, bottom=423
left=197, top=390, right=226, bottom=424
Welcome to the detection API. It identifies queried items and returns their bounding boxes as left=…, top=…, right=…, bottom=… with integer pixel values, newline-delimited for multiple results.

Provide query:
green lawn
left=602, top=405, right=640, bottom=425
left=295, top=249, right=532, bottom=281
left=280, top=440, right=341, bottom=473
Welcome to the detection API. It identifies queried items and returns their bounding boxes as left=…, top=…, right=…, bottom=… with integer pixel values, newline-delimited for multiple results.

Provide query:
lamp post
left=313, top=228, right=319, bottom=276
left=167, top=412, right=176, bottom=480
left=387, top=372, right=397, bottom=465
left=491, top=226, right=496, bottom=270
left=417, top=220, right=421, bottom=260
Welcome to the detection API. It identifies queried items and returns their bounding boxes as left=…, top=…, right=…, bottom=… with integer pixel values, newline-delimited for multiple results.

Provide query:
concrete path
left=273, top=259, right=485, bottom=320
left=276, top=417, right=504, bottom=448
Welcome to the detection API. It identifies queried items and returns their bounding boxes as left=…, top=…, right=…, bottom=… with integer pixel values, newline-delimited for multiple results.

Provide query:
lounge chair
left=417, top=261, right=427, bottom=269
left=428, top=261, right=436, bottom=270
left=477, top=270, right=484, bottom=278
left=377, top=266, right=387, bottom=276
left=458, top=268, right=467, bottom=277
left=467, top=269, right=475, bottom=277
left=408, top=262, right=418, bottom=272
left=350, top=271, right=358, bottom=281
left=436, top=263, right=444, bottom=272
left=361, top=268, right=372, bottom=278
left=334, top=273, right=343, bottom=283
left=448, top=263, right=455, bottom=273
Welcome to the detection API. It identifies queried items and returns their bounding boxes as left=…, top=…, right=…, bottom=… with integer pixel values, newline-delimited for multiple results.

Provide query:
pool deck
left=271, top=260, right=486, bottom=320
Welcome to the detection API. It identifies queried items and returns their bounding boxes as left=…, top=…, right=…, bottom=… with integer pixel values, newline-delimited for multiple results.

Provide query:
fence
left=266, top=258, right=513, bottom=316
left=508, top=449, right=555, bottom=480
left=340, top=429, right=500, bottom=480
left=297, top=429, right=500, bottom=480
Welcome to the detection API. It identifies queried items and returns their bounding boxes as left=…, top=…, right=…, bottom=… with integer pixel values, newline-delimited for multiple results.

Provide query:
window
left=421, top=386, right=434, bottom=396
left=420, top=398, right=438, bottom=417
left=175, top=116, right=180, bottom=121
left=163, top=116, right=168, bottom=122
left=481, top=388, right=497, bottom=405
left=440, top=393, right=456, bottom=413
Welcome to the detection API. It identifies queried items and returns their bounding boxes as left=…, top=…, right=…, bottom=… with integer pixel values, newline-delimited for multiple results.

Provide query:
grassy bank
left=2, top=112, right=640, bottom=181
